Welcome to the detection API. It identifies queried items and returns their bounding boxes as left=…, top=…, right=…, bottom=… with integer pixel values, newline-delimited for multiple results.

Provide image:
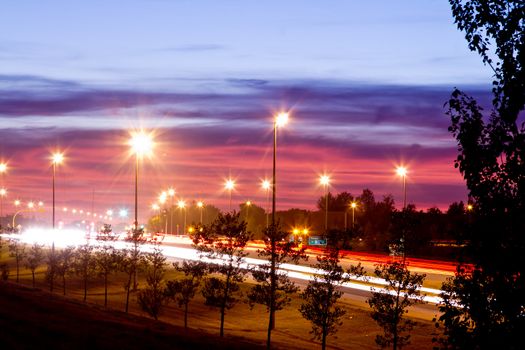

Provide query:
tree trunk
left=125, top=272, right=132, bottom=313
left=104, top=273, right=108, bottom=307
left=184, top=302, right=188, bottom=329
left=32, top=271, right=35, bottom=288
left=63, top=275, right=66, bottom=295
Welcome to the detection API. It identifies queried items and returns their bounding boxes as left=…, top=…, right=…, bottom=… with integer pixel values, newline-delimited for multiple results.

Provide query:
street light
left=350, top=202, right=357, bottom=229
left=197, top=200, right=204, bottom=223
left=224, top=179, right=235, bottom=211
left=129, top=130, right=154, bottom=230
left=0, top=188, right=6, bottom=228
left=159, top=191, right=168, bottom=234
left=51, top=152, right=64, bottom=229
left=272, top=112, right=289, bottom=228
left=396, top=166, right=408, bottom=210
left=168, top=188, right=176, bottom=234
left=261, top=179, right=271, bottom=228
left=177, top=199, right=186, bottom=234
left=319, top=174, right=330, bottom=232
left=245, top=200, right=252, bottom=224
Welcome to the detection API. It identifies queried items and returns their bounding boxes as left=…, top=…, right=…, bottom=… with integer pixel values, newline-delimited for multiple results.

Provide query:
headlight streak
left=3, top=228, right=444, bottom=305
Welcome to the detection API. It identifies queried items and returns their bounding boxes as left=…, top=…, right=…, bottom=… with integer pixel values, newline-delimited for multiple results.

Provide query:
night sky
left=0, top=1, right=494, bottom=221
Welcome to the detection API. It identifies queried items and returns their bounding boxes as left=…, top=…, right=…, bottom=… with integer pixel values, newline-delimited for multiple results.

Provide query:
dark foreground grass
left=0, top=282, right=265, bottom=350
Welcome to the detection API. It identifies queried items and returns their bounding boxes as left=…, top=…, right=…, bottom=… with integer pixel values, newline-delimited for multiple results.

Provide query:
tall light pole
left=0, top=188, right=6, bottom=228
left=51, top=152, right=64, bottom=229
left=197, top=201, right=204, bottom=224
left=350, top=202, right=357, bottom=229
left=159, top=191, right=168, bottom=234
left=129, top=130, right=153, bottom=230
left=168, top=188, right=175, bottom=234
left=224, top=179, right=235, bottom=211
left=261, top=179, right=271, bottom=228
left=396, top=166, right=408, bottom=210
left=151, top=203, right=160, bottom=231
left=178, top=199, right=186, bottom=234
left=319, top=175, right=330, bottom=232
left=0, top=162, right=6, bottom=228
left=272, top=112, right=289, bottom=226
left=245, top=200, right=252, bottom=226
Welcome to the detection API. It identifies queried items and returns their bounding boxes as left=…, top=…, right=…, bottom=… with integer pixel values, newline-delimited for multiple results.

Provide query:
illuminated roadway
left=6, top=229, right=450, bottom=321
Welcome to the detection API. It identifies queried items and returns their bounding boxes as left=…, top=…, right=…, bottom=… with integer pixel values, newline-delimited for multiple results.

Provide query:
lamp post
left=0, top=188, right=6, bottom=228
left=245, top=200, right=251, bottom=226
left=197, top=201, right=204, bottom=224
left=319, top=175, right=330, bottom=232
left=168, top=188, right=175, bottom=234
left=224, top=179, right=235, bottom=211
left=350, top=202, right=357, bottom=229
left=396, top=166, right=408, bottom=210
left=51, top=152, right=64, bottom=229
left=151, top=203, right=160, bottom=231
left=159, top=191, right=168, bottom=234
left=129, top=130, right=153, bottom=231
left=178, top=200, right=186, bottom=234
left=272, top=112, right=289, bottom=227
left=261, top=179, right=271, bottom=228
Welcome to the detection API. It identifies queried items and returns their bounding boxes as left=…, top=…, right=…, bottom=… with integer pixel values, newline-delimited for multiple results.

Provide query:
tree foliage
left=367, top=261, right=425, bottom=350
left=165, top=260, right=208, bottom=328
left=248, top=223, right=307, bottom=348
left=137, top=246, right=167, bottom=320
left=436, top=2, right=525, bottom=348
left=299, top=248, right=363, bottom=350
left=25, top=243, right=45, bottom=287
left=8, top=239, right=26, bottom=283
left=192, top=212, right=251, bottom=337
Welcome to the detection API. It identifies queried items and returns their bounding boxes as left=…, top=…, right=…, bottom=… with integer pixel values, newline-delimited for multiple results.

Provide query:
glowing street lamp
left=168, top=188, right=176, bottom=234
left=197, top=201, right=204, bottom=223
left=396, top=166, right=408, bottom=210
left=319, top=174, right=331, bottom=232
left=158, top=191, right=168, bottom=234
left=245, top=200, right=252, bottom=224
left=51, top=152, right=64, bottom=230
left=0, top=188, right=6, bottom=227
left=271, top=112, right=289, bottom=228
left=224, top=179, right=235, bottom=211
left=129, top=130, right=154, bottom=230
left=261, top=179, right=271, bottom=228
left=0, top=162, right=7, bottom=174
left=350, top=202, right=357, bottom=229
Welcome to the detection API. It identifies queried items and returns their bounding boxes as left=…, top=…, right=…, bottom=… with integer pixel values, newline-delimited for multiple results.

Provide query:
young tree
left=95, top=244, right=119, bottom=307
left=74, top=243, right=96, bottom=302
left=137, top=246, right=167, bottom=320
left=192, top=212, right=251, bottom=337
left=45, top=246, right=59, bottom=292
left=248, top=223, right=307, bottom=348
left=299, top=248, right=363, bottom=350
left=435, top=2, right=525, bottom=348
left=367, top=261, right=425, bottom=350
left=165, top=260, right=207, bottom=328
left=8, top=239, right=26, bottom=283
left=25, top=243, right=45, bottom=287
left=56, top=246, right=75, bottom=295
left=120, top=227, right=149, bottom=313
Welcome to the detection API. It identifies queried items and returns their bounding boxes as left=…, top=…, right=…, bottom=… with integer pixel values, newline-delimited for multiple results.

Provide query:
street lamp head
left=396, top=166, right=407, bottom=177
left=106, top=209, right=113, bottom=216
left=350, top=202, right=357, bottom=209
left=38, top=201, right=44, bottom=207
left=466, top=204, right=474, bottom=211
left=261, top=179, right=271, bottom=190
left=129, top=130, right=154, bottom=157
left=197, top=201, right=204, bottom=208
left=303, top=228, right=309, bottom=235
left=319, top=175, right=330, bottom=186
left=52, top=152, right=64, bottom=165
left=14, top=199, right=21, bottom=206
left=168, top=188, right=176, bottom=197
left=27, top=201, right=34, bottom=209
left=159, top=191, right=167, bottom=204
left=151, top=203, right=160, bottom=211
left=0, top=188, right=6, bottom=196
left=119, top=209, right=128, bottom=217
left=0, top=162, right=7, bottom=173
left=275, top=112, right=289, bottom=128
left=177, top=200, right=186, bottom=209
left=246, top=200, right=252, bottom=206
left=293, top=228, right=299, bottom=235
left=224, top=179, right=235, bottom=191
